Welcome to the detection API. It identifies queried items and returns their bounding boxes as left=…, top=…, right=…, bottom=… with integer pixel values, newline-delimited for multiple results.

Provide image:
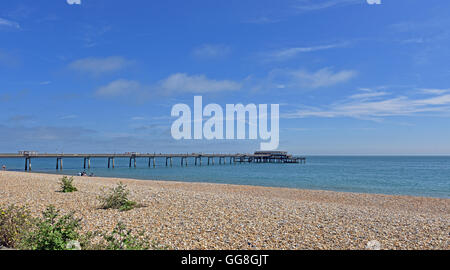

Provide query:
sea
left=1, top=156, right=449, bottom=198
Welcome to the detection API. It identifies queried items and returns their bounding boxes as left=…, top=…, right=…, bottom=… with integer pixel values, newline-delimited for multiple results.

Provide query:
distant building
left=125, top=152, right=140, bottom=155
left=18, top=151, right=39, bottom=155
left=254, top=151, right=288, bottom=156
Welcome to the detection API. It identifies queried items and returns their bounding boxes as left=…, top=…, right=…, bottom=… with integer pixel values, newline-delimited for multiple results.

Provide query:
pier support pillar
left=56, top=158, right=62, bottom=170
left=25, top=157, right=31, bottom=171
left=108, top=157, right=115, bottom=168
left=129, top=157, right=137, bottom=168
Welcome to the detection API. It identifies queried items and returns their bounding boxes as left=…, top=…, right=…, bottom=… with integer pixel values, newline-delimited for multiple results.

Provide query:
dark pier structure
left=0, top=151, right=306, bottom=171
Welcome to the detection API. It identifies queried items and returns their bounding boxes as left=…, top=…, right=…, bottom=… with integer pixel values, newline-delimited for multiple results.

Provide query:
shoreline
left=1, top=171, right=449, bottom=249
left=7, top=169, right=449, bottom=199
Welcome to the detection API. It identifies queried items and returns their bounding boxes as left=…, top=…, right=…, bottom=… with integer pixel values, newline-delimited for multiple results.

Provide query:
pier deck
left=0, top=151, right=306, bottom=171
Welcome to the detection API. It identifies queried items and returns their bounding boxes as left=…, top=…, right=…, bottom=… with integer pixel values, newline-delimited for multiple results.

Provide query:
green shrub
left=98, top=182, right=140, bottom=211
left=1, top=205, right=168, bottom=250
left=0, top=205, right=34, bottom=248
left=59, top=176, right=78, bottom=193
left=19, top=205, right=81, bottom=250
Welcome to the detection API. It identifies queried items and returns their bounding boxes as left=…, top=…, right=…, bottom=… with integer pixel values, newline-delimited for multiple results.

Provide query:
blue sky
left=1, top=0, right=450, bottom=154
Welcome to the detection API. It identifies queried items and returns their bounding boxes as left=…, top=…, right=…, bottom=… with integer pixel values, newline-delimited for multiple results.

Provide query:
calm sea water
left=1, top=156, right=449, bottom=198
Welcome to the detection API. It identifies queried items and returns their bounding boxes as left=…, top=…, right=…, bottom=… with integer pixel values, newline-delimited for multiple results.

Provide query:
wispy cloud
left=95, top=79, right=145, bottom=98
left=95, top=73, right=242, bottom=100
left=59, top=115, right=78, bottom=120
left=271, top=67, right=357, bottom=89
left=192, top=44, right=231, bottom=59
left=229, top=67, right=357, bottom=93
left=265, top=42, right=349, bottom=61
left=8, top=115, right=34, bottom=123
left=284, top=89, right=450, bottom=121
left=67, top=0, right=82, bottom=5
left=78, top=24, right=112, bottom=48
left=0, top=17, right=20, bottom=29
left=419, top=88, right=450, bottom=95
left=243, top=16, right=281, bottom=24
left=159, top=73, right=241, bottom=94
left=294, top=0, right=361, bottom=11
left=69, top=56, right=132, bottom=75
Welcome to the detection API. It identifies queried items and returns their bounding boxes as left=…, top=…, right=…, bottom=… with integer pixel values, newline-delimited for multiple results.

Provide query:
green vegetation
left=0, top=205, right=34, bottom=248
left=59, top=176, right=78, bottom=193
left=19, top=205, right=81, bottom=250
left=98, top=182, right=142, bottom=211
left=0, top=204, right=164, bottom=250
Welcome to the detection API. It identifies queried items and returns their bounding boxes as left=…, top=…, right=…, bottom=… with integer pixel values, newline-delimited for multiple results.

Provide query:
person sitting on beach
left=2, top=165, right=6, bottom=171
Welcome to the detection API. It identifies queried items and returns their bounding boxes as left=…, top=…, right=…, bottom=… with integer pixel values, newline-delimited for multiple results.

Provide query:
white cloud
left=348, top=91, right=388, bottom=100
left=0, top=18, right=20, bottom=29
left=159, top=73, right=242, bottom=93
left=419, top=88, right=450, bottom=95
left=69, top=56, right=131, bottom=75
left=192, top=44, right=231, bottom=59
left=95, top=79, right=143, bottom=98
left=366, top=0, right=381, bottom=4
left=285, top=68, right=356, bottom=88
left=240, top=67, right=357, bottom=93
left=266, top=42, right=348, bottom=61
left=67, top=0, right=81, bottom=5
left=95, top=73, right=241, bottom=100
left=283, top=89, right=450, bottom=120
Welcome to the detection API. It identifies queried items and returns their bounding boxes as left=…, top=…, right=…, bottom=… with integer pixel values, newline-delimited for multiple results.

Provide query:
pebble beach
left=0, top=171, right=448, bottom=250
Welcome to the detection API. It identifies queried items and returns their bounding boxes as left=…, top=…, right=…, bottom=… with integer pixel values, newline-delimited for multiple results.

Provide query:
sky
left=1, top=0, right=450, bottom=155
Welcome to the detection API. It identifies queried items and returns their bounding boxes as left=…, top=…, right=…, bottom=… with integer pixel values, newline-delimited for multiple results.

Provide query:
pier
left=0, top=151, right=306, bottom=171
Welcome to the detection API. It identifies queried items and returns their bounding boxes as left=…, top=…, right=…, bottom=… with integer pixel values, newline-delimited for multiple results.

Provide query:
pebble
left=0, top=171, right=449, bottom=250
